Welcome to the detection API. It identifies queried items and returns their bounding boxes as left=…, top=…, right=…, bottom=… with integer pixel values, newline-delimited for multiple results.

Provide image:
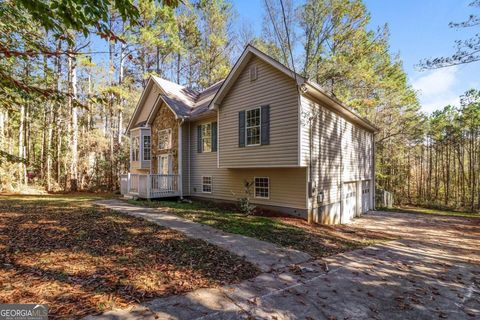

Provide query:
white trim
left=178, top=123, right=183, bottom=198
left=201, top=176, right=213, bottom=193
left=146, top=94, right=181, bottom=125
left=142, top=134, right=151, bottom=161
left=219, top=164, right=302, bottom=169
left=200, top=123, right=213, bottom=152
left=188, top=121, right=191, bottom=195
left=126, top=77, right=154, bottom=132
left=245, top=107, right=261, bottom=147
left=131, top=136, right=140, bottom=162
left=217, top=111, right=220, bottom=169
left=207, top=44, right=377, bottom=133
left=302, top=83, right=378, bottom=132
left=209, top=45, right=305, bottom=109
left=158, top=154, right=173, bottom=175
left=297, top=94, right=302, bottom=166
left=254, top=176, right=270, bottom=199
left=158, top=128, right=172, bottom=150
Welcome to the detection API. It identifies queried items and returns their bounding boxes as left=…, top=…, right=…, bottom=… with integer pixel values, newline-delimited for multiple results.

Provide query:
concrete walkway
left=95, top=199, right=311, bottom=272
left=91, top=201, right=480, bottom=320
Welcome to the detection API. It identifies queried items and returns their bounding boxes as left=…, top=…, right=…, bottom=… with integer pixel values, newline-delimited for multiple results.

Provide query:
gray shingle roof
left=151, top=76, right=224, bottom=119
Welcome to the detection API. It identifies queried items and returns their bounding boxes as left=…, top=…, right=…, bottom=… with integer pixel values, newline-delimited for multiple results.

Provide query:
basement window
left=202, top=176, right=212, bottom=193
left=254, top=177, right=269, bottom=199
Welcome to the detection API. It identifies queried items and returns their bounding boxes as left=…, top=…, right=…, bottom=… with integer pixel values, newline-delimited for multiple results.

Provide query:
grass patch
left=0, top=195, right=258, bottom=318
left=381, top=206, right=480, bottom=219
left=128, top=199, right=393, bottom=259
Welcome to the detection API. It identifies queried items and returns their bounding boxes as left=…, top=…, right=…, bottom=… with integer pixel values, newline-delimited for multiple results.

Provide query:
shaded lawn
left=381, top=206, right=480, bottom=219
left=129, top=199, right=394, bottom=259
left=0, top=194, right=258, bottom=319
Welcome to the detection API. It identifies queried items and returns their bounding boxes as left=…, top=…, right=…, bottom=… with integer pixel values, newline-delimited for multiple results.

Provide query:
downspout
left=372, top=131, right=376, bottom=210
left=188, top=121, right=191, bottom=196
left=300, top=84, right=315, bottom=224
left=178, top=117, right=186, bottom=199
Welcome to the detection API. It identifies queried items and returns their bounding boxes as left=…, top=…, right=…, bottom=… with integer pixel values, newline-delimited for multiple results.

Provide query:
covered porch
left=120, top=173, right=181, bottom=199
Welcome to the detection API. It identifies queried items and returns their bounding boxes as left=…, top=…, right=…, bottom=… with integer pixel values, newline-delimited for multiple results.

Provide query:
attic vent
left=249, top=65, right=258, bottom=81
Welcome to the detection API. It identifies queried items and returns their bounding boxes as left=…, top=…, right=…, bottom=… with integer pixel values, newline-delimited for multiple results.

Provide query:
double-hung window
left=158, top=129, right=172, bottom=150
left=202, top=176, right=212, bottom=193
left=201, top=123, right=212, bottom=152
left=246, top=108, right=261, bottom=146
left=143, top=135, right=151, bottom=161
left=132, top=137, right=140, bottom=161
left=254, top=177, right=269, bottom=199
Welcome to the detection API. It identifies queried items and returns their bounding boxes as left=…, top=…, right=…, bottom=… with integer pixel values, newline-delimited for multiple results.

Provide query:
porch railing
left=120, top=173, right=180, bottom=199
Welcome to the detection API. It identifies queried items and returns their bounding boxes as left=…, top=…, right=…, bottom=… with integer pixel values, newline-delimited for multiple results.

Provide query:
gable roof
left=126, top=77, right=224, bottom=132
left=209, top=44, right=378, bottom=132
left=127, top=44, right=378, bottom=133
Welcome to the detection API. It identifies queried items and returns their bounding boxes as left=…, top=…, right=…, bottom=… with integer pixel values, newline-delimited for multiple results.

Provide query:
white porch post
left=147, top=174, right=151, bottom=199
left=127, top=172, right=131, bottom=194
left=178, top=122, right=183, bottom=198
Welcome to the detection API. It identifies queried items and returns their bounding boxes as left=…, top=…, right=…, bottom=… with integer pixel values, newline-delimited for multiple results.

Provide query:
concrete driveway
left=90, top=210, right=480, bottom=320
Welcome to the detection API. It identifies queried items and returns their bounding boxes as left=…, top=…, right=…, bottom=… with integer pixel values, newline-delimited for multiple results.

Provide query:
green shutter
left=197, top=125, right=202, bottom=153
left=261, top=105, right=270, bottom=145
left=239, top=111, right=245, bottom=147
left=212, top=122, right=218, bottom=152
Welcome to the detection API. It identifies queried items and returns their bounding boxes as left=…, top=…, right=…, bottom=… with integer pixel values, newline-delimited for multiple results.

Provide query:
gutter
left=302, top=82, right=379, bottom=133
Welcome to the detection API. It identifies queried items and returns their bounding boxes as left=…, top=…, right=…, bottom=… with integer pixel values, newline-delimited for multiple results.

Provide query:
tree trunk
left=18, top=104, right=27, bottom=185
left=68, top=51, right=79, bottom=192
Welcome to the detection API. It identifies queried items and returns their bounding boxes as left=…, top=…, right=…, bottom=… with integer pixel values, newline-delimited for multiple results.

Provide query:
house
left=121, top=45, right=377, bottom=224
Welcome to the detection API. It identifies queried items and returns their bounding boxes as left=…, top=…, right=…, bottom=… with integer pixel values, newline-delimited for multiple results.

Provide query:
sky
left=232, top=0, right=480, bottom=114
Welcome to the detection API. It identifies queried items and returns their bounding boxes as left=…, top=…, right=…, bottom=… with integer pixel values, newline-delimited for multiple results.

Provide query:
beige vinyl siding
left=189, top=115, right=307, bottom=210
left=300, top=94, right=373, bottom=207
left=131, top=85, right=159, bottom=127
left=218, top=56, right=300, bottom=168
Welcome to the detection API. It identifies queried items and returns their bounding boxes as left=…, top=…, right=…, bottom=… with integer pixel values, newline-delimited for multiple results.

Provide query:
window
left=158, top=129, right=172, bottom=150
left=143, top=135, right=151, bottom=161
left=158, top=154, right=172, bottom=175
left=254, top=177, right=269, bottom=199
left=201, top=123, right=212, bottom=152
left=132, top=137, right=140, bottom=161
left=202, top=176, right=212, bottom=193
left=246, top=108, right=261, bottom=146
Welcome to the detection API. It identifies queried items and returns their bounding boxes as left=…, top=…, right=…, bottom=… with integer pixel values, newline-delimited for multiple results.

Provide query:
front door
left=157, top=154, right=173, bottom=190
left=158, top=154, right=172, bottom=175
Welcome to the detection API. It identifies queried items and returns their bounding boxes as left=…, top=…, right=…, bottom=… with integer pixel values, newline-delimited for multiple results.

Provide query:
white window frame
left=202, top=176, right=212, bottom=193
left=245, top=107, right=261, bottom=147
left=143, top=135, right=151, bottom=161
left=158, top=128, right=172, bottom=150
left=254, top=177, right=269, bottom=199
left=132, top=136, right=140, bottom=161
left=201, top=123, right=212, bottom=152
left=158, top=154, right=172, bottom=175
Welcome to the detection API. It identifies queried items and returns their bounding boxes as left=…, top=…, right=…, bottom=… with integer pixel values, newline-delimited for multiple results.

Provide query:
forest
left=1, top=0, right=479, bottom=212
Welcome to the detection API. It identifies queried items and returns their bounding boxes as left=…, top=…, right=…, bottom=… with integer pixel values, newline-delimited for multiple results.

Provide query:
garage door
left=342, top=182, right=357, bottom=223
left=362, top=180, right=371, bottom=213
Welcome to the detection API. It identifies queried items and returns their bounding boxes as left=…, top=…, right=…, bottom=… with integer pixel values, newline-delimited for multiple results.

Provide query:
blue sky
left=232, top=0, right=480, bottom=114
